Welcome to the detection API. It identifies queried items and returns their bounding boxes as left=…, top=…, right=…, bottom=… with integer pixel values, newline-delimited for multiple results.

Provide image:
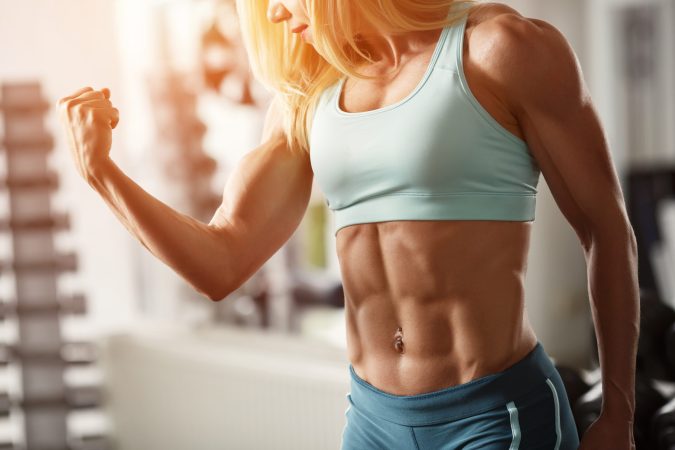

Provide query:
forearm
left=86, top=157, right=230, bottom=300
left=585, top=225, right=640, bottom=422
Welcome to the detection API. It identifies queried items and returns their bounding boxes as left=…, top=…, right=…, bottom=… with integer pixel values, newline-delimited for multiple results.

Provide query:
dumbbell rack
left=0, top=82, right=109, bottom=450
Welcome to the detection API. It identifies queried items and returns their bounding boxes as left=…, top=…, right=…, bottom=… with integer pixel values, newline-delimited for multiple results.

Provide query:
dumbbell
left=574, top=373, right=669, bottom=449
left=652, top=396, right=675, bottom=450
left=665, top=323, right=675, bottom=378
left=555, top=364, right=592, bottom=409
left=640, top=290, right=674, bottom=379
left=637, top=292, right=675, bottom=380
left=592, top=289, right=675, bottom=381
left=573, top=380, right=602, bottom=437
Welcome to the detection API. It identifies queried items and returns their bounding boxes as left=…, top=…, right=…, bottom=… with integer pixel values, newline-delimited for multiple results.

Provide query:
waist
left=345, top=309, right=539, bottom=395
left=347, top=340, right=555, bottom=426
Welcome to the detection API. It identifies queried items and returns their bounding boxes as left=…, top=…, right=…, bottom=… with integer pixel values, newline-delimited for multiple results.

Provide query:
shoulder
left=464, top=2, right=584, bottom=113
left=465, top=1, right=562, bottom=49
left=466, top=2, right=573, bottom=66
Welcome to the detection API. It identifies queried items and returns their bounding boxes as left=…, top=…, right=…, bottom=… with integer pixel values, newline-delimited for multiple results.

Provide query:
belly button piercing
left=394, top=327, right=405, bottom=354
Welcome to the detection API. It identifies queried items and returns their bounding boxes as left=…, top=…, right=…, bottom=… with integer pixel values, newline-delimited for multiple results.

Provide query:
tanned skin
left=58, top=2, right=638, bottom=448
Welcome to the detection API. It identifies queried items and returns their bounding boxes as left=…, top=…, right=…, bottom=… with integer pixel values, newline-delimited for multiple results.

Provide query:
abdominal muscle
left=336, top=219, right=539, bottom=396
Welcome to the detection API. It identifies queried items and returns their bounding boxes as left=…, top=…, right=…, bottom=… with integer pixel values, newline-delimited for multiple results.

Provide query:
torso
left=336, top=2, right=539, bottom=395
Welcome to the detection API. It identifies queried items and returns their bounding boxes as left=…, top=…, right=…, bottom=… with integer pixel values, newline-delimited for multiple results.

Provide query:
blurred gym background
left=0, top=0, right=674, bottom=449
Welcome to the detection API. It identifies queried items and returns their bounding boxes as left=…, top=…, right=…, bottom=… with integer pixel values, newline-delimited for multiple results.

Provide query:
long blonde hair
left=234, top=0, right=479, bottom=155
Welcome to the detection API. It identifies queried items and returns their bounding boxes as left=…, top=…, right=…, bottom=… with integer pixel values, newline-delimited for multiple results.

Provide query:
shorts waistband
left=347, top=341, right=557, bottom=427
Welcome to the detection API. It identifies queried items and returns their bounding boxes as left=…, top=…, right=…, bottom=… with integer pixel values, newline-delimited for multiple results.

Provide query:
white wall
left=0, top=0, right=141, bottom=337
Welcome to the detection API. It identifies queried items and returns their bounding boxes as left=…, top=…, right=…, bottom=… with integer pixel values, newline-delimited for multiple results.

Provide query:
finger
left=62, top=92, right=107, bottom=113
left=110, top=107, right=119, bottom=129
left=91, top=106, right=120, bottom=129
left=57, top=86, right=94, bottom=106
left=77, top=98, right=113, bottom=109
left=102, top=88, right=110, bottom=99
left=70, top=90, right=107, bottom=104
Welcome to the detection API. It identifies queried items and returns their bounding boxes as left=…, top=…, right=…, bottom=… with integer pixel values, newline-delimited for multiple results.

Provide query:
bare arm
left=206, top=98, right=314, bottom=299
left=87, top=159, right=231, bottom=300
left=471, top=7, right=639, bottom=444
left=61, top=88, right=313, bottom=301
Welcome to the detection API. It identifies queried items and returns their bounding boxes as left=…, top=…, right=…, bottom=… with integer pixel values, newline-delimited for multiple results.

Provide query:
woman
left=57, top=0, right=638, bottom=449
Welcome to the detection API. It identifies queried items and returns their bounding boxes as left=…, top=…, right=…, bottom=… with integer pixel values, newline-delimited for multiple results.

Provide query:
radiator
left=97, top=322, right=351, bottom=450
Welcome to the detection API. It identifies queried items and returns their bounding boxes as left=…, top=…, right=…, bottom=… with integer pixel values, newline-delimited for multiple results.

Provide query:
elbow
left=206, top=282, right=232, bottom=302
left=206, top=268, right=241, bottom=302
left=190, top=276, right=231, bottom=302
left=209, top=267, right=243, bottom=301
left=208, top=292, right=227, bottom=303
left=203, top=254, right=237, bottom=302
left=208, top=289, right=230, bottom=303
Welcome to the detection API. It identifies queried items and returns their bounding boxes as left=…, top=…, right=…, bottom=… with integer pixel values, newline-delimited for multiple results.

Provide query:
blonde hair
left=234, top=0, right=479, bottom=155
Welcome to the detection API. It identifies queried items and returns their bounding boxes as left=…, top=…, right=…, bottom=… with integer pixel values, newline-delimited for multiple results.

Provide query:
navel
left=394, top=326, right=405, bottom=354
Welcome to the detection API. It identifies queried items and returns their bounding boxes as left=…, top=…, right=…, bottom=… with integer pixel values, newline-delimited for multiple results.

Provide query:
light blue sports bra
left=309, top=3, right=541, bottom=236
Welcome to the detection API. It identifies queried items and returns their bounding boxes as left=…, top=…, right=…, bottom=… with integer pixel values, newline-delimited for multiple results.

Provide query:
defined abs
left=337, top=220, right=535, bottom=396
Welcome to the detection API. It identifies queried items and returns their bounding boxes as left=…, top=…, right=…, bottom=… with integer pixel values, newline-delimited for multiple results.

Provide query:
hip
left=340, top=341, right=581, bottom=450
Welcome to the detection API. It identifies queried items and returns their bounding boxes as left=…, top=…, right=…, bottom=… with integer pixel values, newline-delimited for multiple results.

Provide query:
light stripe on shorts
left=545, top=378, right=562, bottom=450
left=506, top=401, right=521, bottom=450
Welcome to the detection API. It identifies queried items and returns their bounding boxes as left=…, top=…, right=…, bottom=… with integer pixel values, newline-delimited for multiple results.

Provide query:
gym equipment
left=665, top=322, right=675, bottom=377
left=573, top=372, right=671, bottom=449
left=626, top=167, right=675, bottom=306
left=0, top=81, right=109, bottom=450
left=637, top=290, right=675, bottom=380
left=590, top=288, right=675, bottom=381
left=652, top=396, right=675, bottom=450
left=198, top=0, right=266, bottom=106
left=573, top=380, right=602, bottom=437
left=555, top=364, right=592, bottom=409
left=634, top=375, right=671, bottom=448
left=583, top=287, right=675, bottom=448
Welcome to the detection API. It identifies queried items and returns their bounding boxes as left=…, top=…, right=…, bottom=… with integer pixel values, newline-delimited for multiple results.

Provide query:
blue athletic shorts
left=340, top=341, right=580, bottom=450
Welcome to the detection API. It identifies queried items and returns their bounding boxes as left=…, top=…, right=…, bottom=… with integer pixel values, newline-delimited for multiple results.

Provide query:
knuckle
left=73, top=103, right=85, bottom=117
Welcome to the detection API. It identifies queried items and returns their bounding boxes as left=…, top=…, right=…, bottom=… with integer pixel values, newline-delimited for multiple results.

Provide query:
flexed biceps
left=56, top=86, right=120, bottom=181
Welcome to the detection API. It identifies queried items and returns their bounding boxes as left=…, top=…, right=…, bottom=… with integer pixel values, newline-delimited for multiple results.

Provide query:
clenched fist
left=56, top=86, right=119, bottom=182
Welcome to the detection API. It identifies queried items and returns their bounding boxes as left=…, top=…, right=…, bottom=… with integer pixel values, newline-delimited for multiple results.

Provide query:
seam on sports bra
left=454, top=14, right=528, bottom=148
left=332, top=22, right=452, bottom=117
left=331, top=190, right=536, bottom=210
left=370, top=191, right=536, bottom=197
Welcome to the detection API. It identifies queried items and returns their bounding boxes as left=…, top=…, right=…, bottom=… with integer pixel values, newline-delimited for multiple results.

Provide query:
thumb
left=102, top=87, right=110, bottom=99
left=111, top=107, right=120, bottom=129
